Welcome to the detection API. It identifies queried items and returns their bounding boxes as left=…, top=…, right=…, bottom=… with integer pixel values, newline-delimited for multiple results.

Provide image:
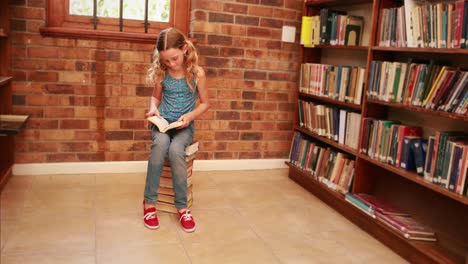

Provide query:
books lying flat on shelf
left=375, top=211, right=437, bottom=241
left=147, top=116, right=183, bottom=133
left=354, top=193, right=409, bottom=216
left=345, top=193, right=376, bottom=218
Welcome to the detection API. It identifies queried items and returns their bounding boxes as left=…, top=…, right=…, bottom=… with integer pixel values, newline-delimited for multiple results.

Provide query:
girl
left=143, top=28, right=209, bottom=232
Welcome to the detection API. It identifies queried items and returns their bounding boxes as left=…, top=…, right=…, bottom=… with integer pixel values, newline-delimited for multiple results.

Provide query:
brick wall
left=9, top=0, right=302, bottom=163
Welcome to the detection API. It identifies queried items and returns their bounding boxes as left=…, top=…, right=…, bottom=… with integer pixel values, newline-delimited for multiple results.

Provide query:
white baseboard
left=12, top=159, right=288, bottom=176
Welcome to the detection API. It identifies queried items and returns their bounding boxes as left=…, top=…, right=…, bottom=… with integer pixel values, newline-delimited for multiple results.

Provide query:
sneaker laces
left=144, top=211, right=156, bottom=220
left=180, top=211, right=193, bottom=222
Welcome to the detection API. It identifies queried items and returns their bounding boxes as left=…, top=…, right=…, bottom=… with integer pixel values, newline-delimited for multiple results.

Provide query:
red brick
left=209, top=12, right=234, bottom=23
left=241, top=132, right=263, bottom=140
left=215, top=132, right=239, bottom=140
left=29, top=71, right=58, bottom=82
left=106, top=131, right=134, bottom=140
left=224, top=3, right=248, bottom=14
left=26, top=119, right=59, bottom=129
left=244, top=71, right=266, bottom=80
left=239, top=152, right=262, bottom=159
left=260, top=0, right=284, bottom=7
left=77, top=153, right=106, bottom=162
left=216, top=111, right=241, bottom=120
left=29, top=142, right=59, bottom=152
left=60, top=142, right=94, bottom=152
left=207, top=35, right=232, bottom=46
left=60, top=120, right=90, bottom=129
left=229, top=121, right=252, bottom=130
left=74, top=131, right=106, bottom=141
left=260, top=18, right=283, bottom=28
left=48, top=153, right=78, bottom=162
left=120, top=120, right=145, bottom=129
left=235, top=16, right=259, bottom=26
left=45, top=107, right=74, bottom=118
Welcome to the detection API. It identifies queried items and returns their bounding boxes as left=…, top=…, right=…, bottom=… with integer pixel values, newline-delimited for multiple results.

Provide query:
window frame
left=40, top=0, right=190, bottom=43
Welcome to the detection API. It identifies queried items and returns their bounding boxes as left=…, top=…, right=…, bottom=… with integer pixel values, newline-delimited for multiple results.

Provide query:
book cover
left=355, top=193, right=409, bottom=216
left=147, top=116, right=183, bottom=133
left=375, top=211, right=436, bottom=236
left=411, top=138, right=428, bottom=175
left=400, top=136, right=421, bottom=170
left=345, top=193, right=376, bottom=218
left=344, top=16, right=364, bottom=46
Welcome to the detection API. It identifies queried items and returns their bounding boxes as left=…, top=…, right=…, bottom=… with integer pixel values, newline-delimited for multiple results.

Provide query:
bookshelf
left=288, top=0, right=468, bottom=263
left=0, top=1, right=28, bottom=192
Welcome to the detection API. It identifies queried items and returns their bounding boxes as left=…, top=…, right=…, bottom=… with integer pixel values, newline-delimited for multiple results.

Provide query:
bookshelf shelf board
left=295, top=126, right=358, bottom=156
left=359, top=154, right=468, bottom=206
left=287, top=162, right=461, bottom=264
left=0, top=115, right=29, bottom=135
left=300, top=92, right=362, bottom=111
left=367, top=99, right=468, bottom=122
left=303, top=45, right=369, bottom=51
left=372, top=46, right=468, bottom=55
left=0, top=76, right=12, bottom=86
left=305, top=0, right=372, bottom=8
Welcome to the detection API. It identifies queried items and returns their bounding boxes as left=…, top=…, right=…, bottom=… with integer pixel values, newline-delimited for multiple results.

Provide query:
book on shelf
left=147, top=116, right=183, bottom=133
left=376, top=212, right=437, bottom=242
left=344, top=15, right=364, bottom=46
left=345, top=193, right=376, bottom=218
left=354, top=193, right=409, bottom=216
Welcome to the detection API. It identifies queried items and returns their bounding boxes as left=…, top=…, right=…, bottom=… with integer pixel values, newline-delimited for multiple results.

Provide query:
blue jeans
left=144, top=124, right=194, bottom=209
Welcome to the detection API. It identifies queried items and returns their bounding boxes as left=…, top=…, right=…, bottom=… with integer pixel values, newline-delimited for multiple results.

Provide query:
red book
left=375, top=211, right=435, bottom=236
left=395, top=126, right=423, bottom=167
left=354, top=193, right=409, bottom=216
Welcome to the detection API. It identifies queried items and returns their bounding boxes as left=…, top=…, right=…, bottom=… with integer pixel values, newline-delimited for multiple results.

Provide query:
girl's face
left=159, top=47, right=187, bottom=72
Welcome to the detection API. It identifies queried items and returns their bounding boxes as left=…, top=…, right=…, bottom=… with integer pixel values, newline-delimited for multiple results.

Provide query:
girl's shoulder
left=194, top=66, right=205, bottom=79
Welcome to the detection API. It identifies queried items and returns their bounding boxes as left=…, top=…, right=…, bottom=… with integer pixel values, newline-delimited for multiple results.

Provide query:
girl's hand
left=177, top=113, right=194, bottom=128
left=145, top=107, right=160, bottom=118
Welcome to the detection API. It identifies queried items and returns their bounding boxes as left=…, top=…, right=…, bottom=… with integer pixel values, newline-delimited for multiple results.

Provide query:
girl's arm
left=178, top=68, right=210, bottom=127
left=146, top=78, right=163, bottom=117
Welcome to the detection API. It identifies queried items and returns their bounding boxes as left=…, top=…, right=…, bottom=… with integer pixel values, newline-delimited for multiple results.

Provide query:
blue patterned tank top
left=158, top=74, right=197, bottom=123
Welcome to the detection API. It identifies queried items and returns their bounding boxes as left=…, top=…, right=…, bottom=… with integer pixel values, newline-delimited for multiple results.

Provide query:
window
left=40, top=0, right=190, bottom=43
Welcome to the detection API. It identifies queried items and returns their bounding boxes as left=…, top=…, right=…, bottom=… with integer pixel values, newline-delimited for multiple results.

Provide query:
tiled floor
left=1, top=169, right=407, bottom=264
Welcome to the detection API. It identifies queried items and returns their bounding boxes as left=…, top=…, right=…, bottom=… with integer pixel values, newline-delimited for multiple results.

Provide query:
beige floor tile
left=1, top=190, right=29, bottom=220
left=97, top=243, right=190, bottom=264
left=1, top=220, right=16, bottom=251
left=95, top=188, right=142, bottom=217
left=96, top=211, right=180, bottom=251
left=2, top=212, right=95, bottom=255
left=185, top=239, right=280, bottom=264
left=1, top=251, right=95, bottom=264
left=1, top=175, right=34, bottom=193
left=95, top=172, right=146, bottom=186
left=261, top=232, right=353, bottom=264
left=24, top=188, right=95, bottom=210
left=31, top=174, right=95, bottom=189
left=207, top=169, right=289, bottom=185
left=175, top=208, right=258, bottom=245
left=190, top=187, right=233, bottom=210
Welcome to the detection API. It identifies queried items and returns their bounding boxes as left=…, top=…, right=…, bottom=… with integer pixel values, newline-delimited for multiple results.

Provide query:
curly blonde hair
left=147, top=28, right=199, bottom=91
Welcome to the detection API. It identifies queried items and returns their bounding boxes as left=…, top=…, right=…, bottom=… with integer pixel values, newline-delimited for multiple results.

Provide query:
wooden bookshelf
left=367, top=99, right=468, bottom=122
left=0, top=2, right=28, bottom=192
left=287, top=162, right=462, bottom=263
left=299, top=92, right=362, bottom=111
left=289, top=0, right=468, bottom=263
left=295, top=126, right=358, bottom=156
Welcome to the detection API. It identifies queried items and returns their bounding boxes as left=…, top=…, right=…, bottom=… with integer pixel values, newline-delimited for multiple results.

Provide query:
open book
left=147, top=116, right=183, bottom=133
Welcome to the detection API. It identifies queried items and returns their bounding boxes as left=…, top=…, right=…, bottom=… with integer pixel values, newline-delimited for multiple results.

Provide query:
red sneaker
left=143, top=200, right=159, bottom=229
left=178, top=210, right=196, bottom=232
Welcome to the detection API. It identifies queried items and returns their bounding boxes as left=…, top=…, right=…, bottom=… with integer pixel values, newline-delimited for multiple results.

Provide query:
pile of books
left=156, top=141, right=198, bottom=213
left=345, top=193, right=437, bottom=241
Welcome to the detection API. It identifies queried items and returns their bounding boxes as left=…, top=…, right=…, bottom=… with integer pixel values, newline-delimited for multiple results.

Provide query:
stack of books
left=345, top=193, right=437, bottom=241
left=156, top=141, right=199, bottom=213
